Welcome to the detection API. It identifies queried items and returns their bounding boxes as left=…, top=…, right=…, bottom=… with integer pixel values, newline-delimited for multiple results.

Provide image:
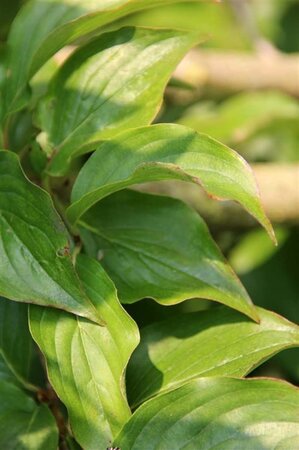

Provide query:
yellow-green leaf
left=69, top=124, right=274, bottom=240
left=29, top=255, right=139, bottom=450
left=38, top=28, right=200, bottom=176
left=127, top=306, right=299, bottom=407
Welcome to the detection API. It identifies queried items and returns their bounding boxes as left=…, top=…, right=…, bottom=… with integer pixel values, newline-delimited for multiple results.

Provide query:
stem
left=37, top=384, right=68, bottom=445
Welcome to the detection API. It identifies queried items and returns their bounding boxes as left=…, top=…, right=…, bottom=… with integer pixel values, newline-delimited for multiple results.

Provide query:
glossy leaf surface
left=69, top=124, right=274, bottom=240
left=38, top=28, right=199, bottom=175
left=0, top=380, right=58, bottom=449
left=29, top=255, right=139, bottom=450
left=127, top=306, right=299, bottom=407
left=2, top=0, right=202, bottom=117
left=116, top=377, right=299, bottom=450
left=0, top=150, right=101, bottom=324
left=80, top=190, right=258, bottom=321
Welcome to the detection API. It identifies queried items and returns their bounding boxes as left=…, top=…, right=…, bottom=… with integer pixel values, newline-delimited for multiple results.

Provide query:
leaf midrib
left=80, top=220, right=245, bottom=302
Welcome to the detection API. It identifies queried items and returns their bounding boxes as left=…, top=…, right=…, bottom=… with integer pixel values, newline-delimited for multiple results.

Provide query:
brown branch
left=134, top=163, right=299, bottom=229
left=37, top=384, right=68, bottom=439
left=174, top=50, right=299, bottom=97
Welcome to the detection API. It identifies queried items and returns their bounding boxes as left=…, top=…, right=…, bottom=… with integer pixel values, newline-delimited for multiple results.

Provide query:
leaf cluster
left=0, top=1, right=298, bottom=449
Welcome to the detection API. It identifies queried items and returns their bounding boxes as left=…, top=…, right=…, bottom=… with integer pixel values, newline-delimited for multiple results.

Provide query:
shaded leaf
left=69, top=124, right=274, bottom=240
left=29, top=254, right=139, bottom=450
left=0, top=297, right=42, bottom=390
left=127, top=306, right=299, bottom=407
left=0, top=354, right=17, bottom=384
left=115, top=377, right=299, bottom=450
left=80, top=190, right=258, bottom=321
left=38, top=28, right=200, bottom=176
left=0, top=380, right=58, bottom=449
left=0, top=150, right=101, bottom=324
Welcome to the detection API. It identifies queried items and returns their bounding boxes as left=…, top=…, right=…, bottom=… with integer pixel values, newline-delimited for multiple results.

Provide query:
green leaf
left=241, top=230, right=299, bottom=382
left=0, top=150, right=102, bottom=325
left=178, top=91, right=299, bottom=145
left=68, top=124, right=274, bottom=240
left=79, top=190, right=258, bottom=321
left=0, top=297, right=42, bottom=390
left=2, top=0, right=202, bottom=119
left=115, top=377, right=299, bottom=450
left=37, top=27, right=200, bottom=176
left=29, top=254, right=139, bottom=450
left=228, top=227, right=288, bottom=275
left=127, top=306, right=299, bottom=407
left=0, top=354, right=17, bottom=384
left=30, top=0, right=204, bottom=78
left=0, top=380, right=58, bottom=450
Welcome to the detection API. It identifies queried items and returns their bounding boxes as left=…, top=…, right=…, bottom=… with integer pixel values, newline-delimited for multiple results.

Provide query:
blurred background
left=1, top=0, right=298, bottom=383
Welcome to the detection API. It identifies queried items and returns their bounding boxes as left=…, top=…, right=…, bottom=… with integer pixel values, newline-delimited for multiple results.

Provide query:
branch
left=174, top=50, right=299, bottom=97
left=135, top=164, right=299, bottom=229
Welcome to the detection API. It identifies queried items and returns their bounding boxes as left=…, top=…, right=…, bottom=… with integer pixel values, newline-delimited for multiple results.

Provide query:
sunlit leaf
left=242, top=230, right=299, bottom=383
left=127, top=306, right=299, bottom=407
left=29, top=254, right=139, bottom=450
left=69, top=124, right=274, bottom=240
left=115, top=377, right=299, bottom=450
left=37, top=28, right=200, bottom=176
left=2, top=0, right=203, bottom=118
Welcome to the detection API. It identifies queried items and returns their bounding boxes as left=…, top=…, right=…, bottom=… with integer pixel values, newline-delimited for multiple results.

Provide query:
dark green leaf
left=115, top=377, right=299, bottom=450
left=29, top=254, right=139, bottom=450
left=68, top=124, right=274, bottom=240
left=37, top=28, right=200, bottom=176
left=80, top=190, right=258, bottom=321
left=0, top=380, right=58, bottom=449
left=127, top=306, right=299, bottom=407
left=0, top=297, right=42, bottom=390
left=0, top=150, right=101, bottom=324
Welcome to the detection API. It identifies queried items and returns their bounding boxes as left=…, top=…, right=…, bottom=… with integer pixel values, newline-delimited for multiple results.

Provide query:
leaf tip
left=246, top=304, right=260, bottom=324
left=262, top=216, right=277, bottom=246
